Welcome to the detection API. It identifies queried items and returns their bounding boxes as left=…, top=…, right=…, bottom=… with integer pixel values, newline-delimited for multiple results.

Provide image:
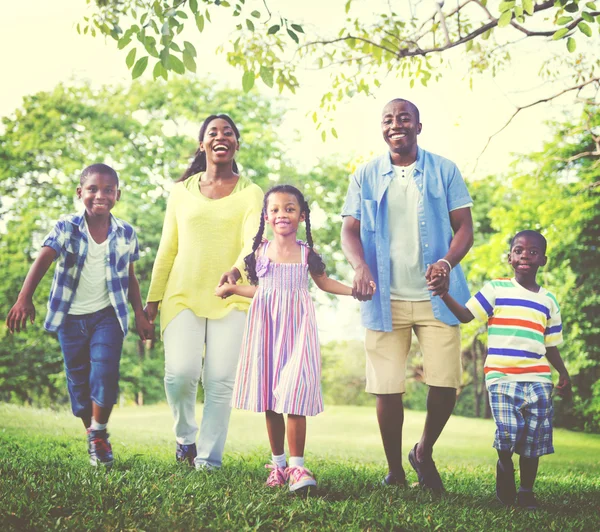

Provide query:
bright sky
left=1, top=0, right=587, bottom=341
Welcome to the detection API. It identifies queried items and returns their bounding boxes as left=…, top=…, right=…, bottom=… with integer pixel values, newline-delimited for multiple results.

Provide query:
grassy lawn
left=1, top=403, right=599, bottom=530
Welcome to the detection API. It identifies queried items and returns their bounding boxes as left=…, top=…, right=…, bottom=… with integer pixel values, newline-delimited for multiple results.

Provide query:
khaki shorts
left=365, top=300, right=461, bottom=394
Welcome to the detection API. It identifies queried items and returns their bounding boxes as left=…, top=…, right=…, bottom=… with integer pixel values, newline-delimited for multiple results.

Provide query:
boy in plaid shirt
left=6, top=164, right=153, bottom=468
left=435, top=230, right=571, bottom=509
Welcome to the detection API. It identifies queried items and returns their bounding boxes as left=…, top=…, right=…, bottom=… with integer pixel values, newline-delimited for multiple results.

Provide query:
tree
left=82, top=0, right=600, bottom=139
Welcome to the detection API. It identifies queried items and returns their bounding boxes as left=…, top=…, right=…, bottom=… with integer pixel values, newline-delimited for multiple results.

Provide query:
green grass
left=1, top=403, right=599, bottom=531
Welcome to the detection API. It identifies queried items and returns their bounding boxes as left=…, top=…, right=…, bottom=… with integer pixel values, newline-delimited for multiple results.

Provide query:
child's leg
left=519, top=456, right=539, bottom=490
left=287, top=414, right=306, bottom=460
left=265, top=410, right=285, bottom=456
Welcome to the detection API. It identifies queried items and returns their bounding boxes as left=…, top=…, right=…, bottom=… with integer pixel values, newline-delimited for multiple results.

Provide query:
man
left=341, top=99, right=473, bottom=493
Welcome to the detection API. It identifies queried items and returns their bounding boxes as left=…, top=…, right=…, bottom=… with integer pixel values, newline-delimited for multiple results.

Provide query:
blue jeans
left=57, top=306, right=124, bottom=419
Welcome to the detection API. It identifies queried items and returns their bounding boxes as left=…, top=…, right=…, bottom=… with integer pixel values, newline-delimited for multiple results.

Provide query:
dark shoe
left=516, top=490, right=538, bottom=510
left=176, top=443, right=197, bottom=466
left=382, top=470, right=407, bottom=487
left=408, top=443, right=444, bottom=494
left=87, top=429, right=114, bottom=468
left=495, top=460, right=516, bottom=506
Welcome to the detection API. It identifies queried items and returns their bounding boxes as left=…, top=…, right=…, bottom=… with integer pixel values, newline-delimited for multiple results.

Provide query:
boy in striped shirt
left=437, top=230, right=571, bottom=509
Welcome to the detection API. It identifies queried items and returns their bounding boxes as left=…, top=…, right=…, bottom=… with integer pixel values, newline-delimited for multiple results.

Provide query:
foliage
left=1, top=403, right=600, bottom=530
left=82, top=0, right=600, bottom=137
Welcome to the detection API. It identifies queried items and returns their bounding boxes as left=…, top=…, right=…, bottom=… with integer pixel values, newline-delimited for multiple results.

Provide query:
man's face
left=381, top=101, right=422, bottom=156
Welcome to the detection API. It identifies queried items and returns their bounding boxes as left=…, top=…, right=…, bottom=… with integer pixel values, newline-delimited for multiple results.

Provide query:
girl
left=145, top=114, right=263, bottom=470
left=215, top=185, right=374, bottom=492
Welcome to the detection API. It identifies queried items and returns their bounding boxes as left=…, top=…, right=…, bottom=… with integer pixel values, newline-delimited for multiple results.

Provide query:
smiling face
left=508, top=234, right=547, bottom=281
left=265, top=192, right=305, bottom=237
left=77, top=172, right=120, bottom=219
left=199, top=118, right=240, bottom=166
left=381, top=100, right=422, bottom=164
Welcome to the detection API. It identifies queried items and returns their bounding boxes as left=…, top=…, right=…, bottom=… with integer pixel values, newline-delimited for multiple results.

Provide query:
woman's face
left=199, top=118, right=239, bottom=166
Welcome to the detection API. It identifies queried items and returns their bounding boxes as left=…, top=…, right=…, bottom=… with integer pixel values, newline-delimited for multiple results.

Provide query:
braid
left=303, top=201, right=326, bottom=277
left=178, top=148, right=206, bottom=181
left=244, top=211, right=266, bottom=285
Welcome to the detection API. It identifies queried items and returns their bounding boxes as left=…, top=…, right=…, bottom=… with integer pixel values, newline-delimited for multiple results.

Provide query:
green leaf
left=552, top=27, right=570, bottom=39
left=321, top=130, right=326, bottom=142
left=132, top=56, right=148, bottom=79
left=190, top=0, right=198, bottom=14
left=259, top=65, right=274, bottom=88
left=581, top=12, right=594, bottom=22
left=466, top=39, right=474, bottom=52
left=312, top=111, right=318, bottom=123
left=287, top=29, right=299, bottom=43
left=331, top=127, right=338, bottom=139
left=267, top=24, right=280, bottom=34
left=557, top=16, right=574, bottom=25
left=246, top=19, right=255, bottom=31
left=168, top=54, right=186, bottom=74
left=291, top=24, right=304, bottom=33
left=522, top=0, right=534, bottom=15
left=196, top=14, right=205, bottom=32
left=564, top=2, right=579, bottom=12
left=152, top=61, right=167, bottom=80
left=126, top=48, right=137, bottom=69
left=585, top=2, right=597, bottom=8
left=578, top=21, right=592, bottom=36
left=242, top=70, right=255, bottom=92
left=498, top=10, right=513, bottom=27
left=481, top=29, right=492, bottom=40
left=345, top=0, right=352, bottom=14
left=250, top=10, right=260, bottom=18
left=161, top=22, right=171, bottom=35
left=567, top=36, right=577, bottom=52
left=498, top=1, right=515, bottom=12
left=184, top=41, right=197, bottom=58
left=118, top=36, right=131, bottom=50
left=183, top=50, right=197, bottom=72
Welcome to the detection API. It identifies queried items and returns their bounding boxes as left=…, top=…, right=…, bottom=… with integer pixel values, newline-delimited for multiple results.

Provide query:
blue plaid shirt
left=42, top=211, right=139, bottom=334
left=342, top=147, right=473, bottom=331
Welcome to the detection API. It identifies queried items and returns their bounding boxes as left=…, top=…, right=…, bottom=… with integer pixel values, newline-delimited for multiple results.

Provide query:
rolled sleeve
left=42, top=221, right=66, bottom=259
left=446, top=164, right=472, bottom=212
left=341, top=172, right=362, bottom=220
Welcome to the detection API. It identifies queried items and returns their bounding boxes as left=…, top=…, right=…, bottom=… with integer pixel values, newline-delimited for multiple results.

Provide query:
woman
left=146, top=114, right=263, bottom=469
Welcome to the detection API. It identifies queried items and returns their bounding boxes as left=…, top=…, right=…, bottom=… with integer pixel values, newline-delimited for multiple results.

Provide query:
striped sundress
left=232, top=241, right=323, bottom=416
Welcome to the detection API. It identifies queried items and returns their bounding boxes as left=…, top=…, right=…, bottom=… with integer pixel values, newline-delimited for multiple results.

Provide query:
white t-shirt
left=388, top=163, right=430, bottom=301
left=69, top=221, right=112, bottom=315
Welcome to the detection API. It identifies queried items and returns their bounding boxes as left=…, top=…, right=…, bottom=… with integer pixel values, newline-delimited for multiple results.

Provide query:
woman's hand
left=215, top=283, right=235, bottom=299
left=144, top=301, right=160, bottom=324
left=218, top=268, right=241, bottom=297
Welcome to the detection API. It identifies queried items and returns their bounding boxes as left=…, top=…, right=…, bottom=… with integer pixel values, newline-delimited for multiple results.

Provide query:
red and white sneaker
left=265, top=464, right=288, bottom=487
left=287, top=465, right=317, bottom=492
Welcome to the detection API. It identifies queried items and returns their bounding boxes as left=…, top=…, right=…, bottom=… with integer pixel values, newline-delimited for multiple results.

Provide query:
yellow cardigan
left=147, top=174, right=264, bottom=333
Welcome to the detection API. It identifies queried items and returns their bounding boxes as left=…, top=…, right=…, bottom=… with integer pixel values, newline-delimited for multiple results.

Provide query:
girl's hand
left=215, top=283, right=235, bottom=299
left=144, top=301, right=159, bottom=324
left=426, top=261, right=450, bottom=297
left=6, top=297, right=36, bottom=334
left=135, top=310, right=154, bottom=341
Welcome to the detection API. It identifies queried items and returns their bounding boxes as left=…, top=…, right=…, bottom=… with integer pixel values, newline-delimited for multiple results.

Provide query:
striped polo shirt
left=466, top=278, right=563, bottom=387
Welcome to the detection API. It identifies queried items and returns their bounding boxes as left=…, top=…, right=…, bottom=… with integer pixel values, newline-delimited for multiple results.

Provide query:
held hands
left=426, top=261, right=451, bottom=297
left=217, top=268, right=241, bottom=298
left=352, top=264, right=376, bottom=301
left=555, top=373, right=573, bottom=401
left=6, top=297, right=36, bottom=333
left=134, top=309, right=154, bottom=342
left=215, top=283, right=235, bottom=299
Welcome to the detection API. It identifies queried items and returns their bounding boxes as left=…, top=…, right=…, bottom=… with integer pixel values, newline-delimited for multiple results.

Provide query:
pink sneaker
left=287, top=465, right=317, bottom=492
left=265, top=464, right=288, bottom=487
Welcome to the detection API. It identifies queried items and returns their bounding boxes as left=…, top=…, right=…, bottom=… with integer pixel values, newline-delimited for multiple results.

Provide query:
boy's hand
left=135, top=310, right=154, bottom=341
left=215, top=283, right=234, bottom=299
left=555, top=373, right=572, bottom=400
left=6, top=298, right=36, bottom=333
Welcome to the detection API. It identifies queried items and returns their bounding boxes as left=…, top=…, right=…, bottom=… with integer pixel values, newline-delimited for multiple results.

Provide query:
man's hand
left=6, top=297, right=36, bottom=334
left=426, top=261, right=450, bottom=297
left=352, top=263, right=375, bottom=301
left=555, top=372, right=572, bottom=401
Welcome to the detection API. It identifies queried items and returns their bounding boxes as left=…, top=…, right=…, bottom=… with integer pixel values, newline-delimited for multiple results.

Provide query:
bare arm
left=215, top=282, right=258, bottom=299
left=128, top=263, right=153, bottom=340
left=310, top=272, right=353, bottom=296
left=426, top=207, right=474, bottom=297
left=341, top=216, right=374, bottom=301
left=440, top=292, right=475, bottom=324
left=545, top=346, right=572, bottom=399
left=6, top=246, right=56, bottom=333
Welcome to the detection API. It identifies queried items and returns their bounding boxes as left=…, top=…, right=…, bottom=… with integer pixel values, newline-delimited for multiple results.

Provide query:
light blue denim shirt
left=342, top=147, right=472, bottom=331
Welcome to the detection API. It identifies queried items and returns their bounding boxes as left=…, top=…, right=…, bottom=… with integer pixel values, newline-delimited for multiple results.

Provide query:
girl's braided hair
left=178, top=114, right=240, bottom=181
left=244, top=185, right=326, bottom=285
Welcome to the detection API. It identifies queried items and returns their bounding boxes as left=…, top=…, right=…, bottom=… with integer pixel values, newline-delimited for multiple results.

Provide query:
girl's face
left=199, top=118, right=239, bottom=166
left=77, top=172, right=120, bottom=218
left=265, top=192, right=305, bottom=236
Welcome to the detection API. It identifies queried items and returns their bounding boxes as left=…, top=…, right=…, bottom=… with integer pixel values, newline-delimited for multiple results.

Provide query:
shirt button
left=425, top=244, right=429, bottom=248
left=421, top=222, right=425, bottom=225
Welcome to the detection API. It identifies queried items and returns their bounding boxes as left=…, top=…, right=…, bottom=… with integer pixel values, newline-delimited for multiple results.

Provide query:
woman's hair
left=244, top=185, right=326, bottom=285
left=80, top=163, right=119, bottom=186
left=178, top=114, right=240, bottom=181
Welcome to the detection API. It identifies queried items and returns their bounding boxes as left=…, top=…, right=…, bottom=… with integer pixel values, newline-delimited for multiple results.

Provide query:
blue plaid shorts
left=488, top=382, right=554, bottom=458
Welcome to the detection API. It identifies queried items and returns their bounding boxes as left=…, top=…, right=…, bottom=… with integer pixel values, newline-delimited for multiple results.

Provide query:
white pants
left=163, top=309, right=246, bottom=468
